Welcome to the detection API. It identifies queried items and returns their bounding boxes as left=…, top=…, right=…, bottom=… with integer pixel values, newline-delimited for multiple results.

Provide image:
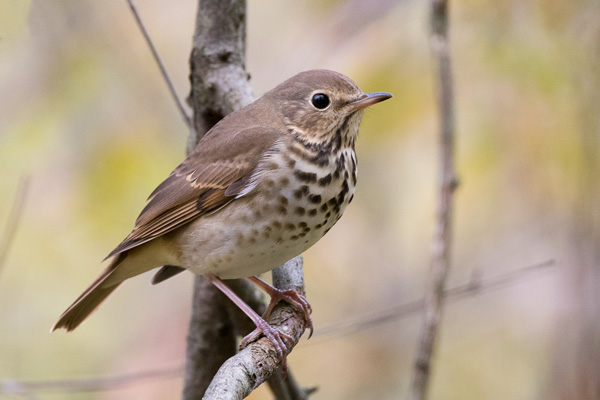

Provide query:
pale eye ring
left=311, top=93, right=330, bottom=110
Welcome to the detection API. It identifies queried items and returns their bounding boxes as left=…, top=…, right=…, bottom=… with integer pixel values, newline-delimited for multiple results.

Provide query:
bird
left=52, top=69, right=392, bottom=366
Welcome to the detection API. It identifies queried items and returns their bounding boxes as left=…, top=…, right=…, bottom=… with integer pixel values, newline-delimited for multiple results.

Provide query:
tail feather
left=51, top=254, right=126, bottom=332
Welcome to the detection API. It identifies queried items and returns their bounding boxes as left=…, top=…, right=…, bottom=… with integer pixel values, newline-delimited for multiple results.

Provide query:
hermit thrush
left=52, top=69, right=392, bottom=365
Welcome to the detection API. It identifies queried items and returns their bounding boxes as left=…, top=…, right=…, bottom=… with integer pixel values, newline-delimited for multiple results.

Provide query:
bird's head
left=265, top=69, right=392, bottom=148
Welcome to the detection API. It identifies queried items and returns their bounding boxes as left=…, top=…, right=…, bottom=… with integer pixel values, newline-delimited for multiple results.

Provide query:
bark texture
left=183, top=1, right=309, bottom=398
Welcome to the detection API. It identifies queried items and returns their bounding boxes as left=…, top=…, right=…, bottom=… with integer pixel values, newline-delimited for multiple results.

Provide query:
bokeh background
left=1, top=0, right=599, bottom=399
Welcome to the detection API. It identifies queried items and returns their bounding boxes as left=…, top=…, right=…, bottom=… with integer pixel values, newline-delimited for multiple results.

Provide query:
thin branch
left=126, top=0, right=193, bottom=130
left=410, top=2, right=456, bottom=397
left=314, top=259, right=556, bottom=341
left=2, top=259, right=554, bottom=397
left=0, top=175, right=29, bottom=278
left=0, top=366, right=182, bottom=396
left=203, top=256, right=310, bottom=400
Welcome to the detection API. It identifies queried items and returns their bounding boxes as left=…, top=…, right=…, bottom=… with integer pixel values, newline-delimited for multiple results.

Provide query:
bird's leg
left=206, top=275, right=292, bottom=371
left=246, top=275, right=314, bottom=339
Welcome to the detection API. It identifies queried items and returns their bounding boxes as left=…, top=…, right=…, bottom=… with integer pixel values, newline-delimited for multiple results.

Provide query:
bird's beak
left=349, top=92, right=393, bottom=112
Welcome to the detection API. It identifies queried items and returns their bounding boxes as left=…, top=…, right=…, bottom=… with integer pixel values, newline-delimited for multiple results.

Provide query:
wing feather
left=106, top=126, right=282, bottom=259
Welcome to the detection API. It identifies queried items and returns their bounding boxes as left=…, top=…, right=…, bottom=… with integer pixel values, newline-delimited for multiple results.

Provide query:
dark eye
left=311, top=93, right=330, bottom=109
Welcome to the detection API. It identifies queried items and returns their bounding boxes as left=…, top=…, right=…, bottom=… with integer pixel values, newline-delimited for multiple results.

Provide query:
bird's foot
left=240, top=318, right=294, bottom=372
left=247, top=276, right=314, bottom=338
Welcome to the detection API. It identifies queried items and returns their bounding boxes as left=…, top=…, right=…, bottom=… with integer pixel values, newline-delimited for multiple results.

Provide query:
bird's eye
left=311, top=93, right=330, bottom=110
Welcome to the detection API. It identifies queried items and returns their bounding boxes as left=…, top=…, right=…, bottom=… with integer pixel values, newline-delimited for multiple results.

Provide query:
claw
left=248, top=276, right=314, bottom=338
left=240, top=319, right=293, bottom=372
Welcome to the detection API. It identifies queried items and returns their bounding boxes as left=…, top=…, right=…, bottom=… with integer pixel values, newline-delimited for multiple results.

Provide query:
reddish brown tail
left=51, top=254, right=125, bottom=332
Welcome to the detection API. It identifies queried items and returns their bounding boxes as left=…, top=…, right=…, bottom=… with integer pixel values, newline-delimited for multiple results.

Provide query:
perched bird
left=52, top=69, right=392, bottom=365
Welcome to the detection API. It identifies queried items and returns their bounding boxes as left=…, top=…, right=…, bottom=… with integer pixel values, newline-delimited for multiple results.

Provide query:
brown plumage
left=52, top=70, right=392, bottom=363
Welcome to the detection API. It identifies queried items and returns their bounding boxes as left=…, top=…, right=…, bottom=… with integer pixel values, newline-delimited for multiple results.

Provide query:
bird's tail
left=51, top=254, right=126, bottom=332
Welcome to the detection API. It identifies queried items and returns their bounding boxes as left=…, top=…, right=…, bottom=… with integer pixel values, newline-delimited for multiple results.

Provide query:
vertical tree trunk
left=182, top=0, right=253, bottom=398
left=181, top=2, right=308, bottom=399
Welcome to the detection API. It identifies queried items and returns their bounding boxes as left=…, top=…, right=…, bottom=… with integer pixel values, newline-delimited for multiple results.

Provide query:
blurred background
left=1, top=0, right=598, bottom=399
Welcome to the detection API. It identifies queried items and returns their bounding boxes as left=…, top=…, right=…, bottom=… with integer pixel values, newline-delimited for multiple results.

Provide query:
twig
left=1, top=259, right=553, bottom=397
left=125, top=0, right=193, bottom=129
left=410, top=1, right=456, bottom=398
left=203, top=256, right=309, bottom=400
left=0, top=175, right=29, bottom=278
left=314, top=259, right=555, bottom=341
left=0, top=366, right=182, bottom=396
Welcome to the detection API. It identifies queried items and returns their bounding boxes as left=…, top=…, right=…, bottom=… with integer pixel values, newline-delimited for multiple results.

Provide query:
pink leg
left=206, top=275, right=291, bottom=371
left=247, top=276, right=314, bottom=339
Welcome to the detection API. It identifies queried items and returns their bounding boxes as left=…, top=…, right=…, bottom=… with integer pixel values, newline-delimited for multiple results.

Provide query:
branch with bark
left=183, top=1, right=309, bottom=398
left=410, top=0, right=457, bottom=399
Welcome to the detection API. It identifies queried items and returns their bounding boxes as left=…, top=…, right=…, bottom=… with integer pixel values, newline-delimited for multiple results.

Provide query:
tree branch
left=183, top=1, right=308, bottom=398
left=0, top=366, right=182, bottom=396
left=0, top=175, right=29, bottom=279
left=125, top=0, right=193, bottom=130
left=410, top=1, right=457, bottom=399
left=0, top=258, right=554, bottom=398
left=203, top=256, right=310, bottom=400
left=315, top=259, right=555, bottom=341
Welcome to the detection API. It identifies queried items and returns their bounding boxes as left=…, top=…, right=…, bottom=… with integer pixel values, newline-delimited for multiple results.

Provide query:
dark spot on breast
left=248, top=237, right=256, bottom=244
left=336, top=179, right=350, bottom=204
left=295, top=207, right=306, bottom=216
left=293, top=185, right=310, bottom=199
left=349, top=193, right=354, bottom=203
left=312, top=151, right=330, bottom=167
left=320, top=203, right=328, bottom=212
left=308, top=194, right=321, bottom=204
left=294, top=170, right=317, bottom=183
left=318, top=174, right=332, bottom=186
left=268, top=162, right=279, bottom=170
left=308, top=209, right=317, bottom=217
left=315, top=223, right=323, bottom=229
left=235, top=233, right=244, bottom=245
left=285, top=223, right=296, bottom=231
left=279, top=195, right=289, bottom=205
left=325, top=211, right=331, bottom=218
left=277, top=205, right=287, bottom=215
left=280, top=177, right=290, bottom=187
left=272, top=221, right=282, bottom=229
left=265, top=179, right=275, bottom=187
left=284, top=154, right=296, bottom=168
left=298, top=222, right=308, bottom=229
